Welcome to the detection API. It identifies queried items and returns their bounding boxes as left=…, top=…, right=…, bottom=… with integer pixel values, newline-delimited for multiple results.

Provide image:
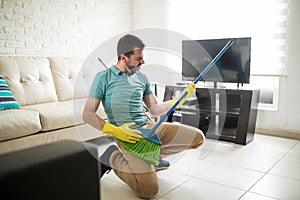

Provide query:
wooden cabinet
left=164, top=85, right=260, bottom=145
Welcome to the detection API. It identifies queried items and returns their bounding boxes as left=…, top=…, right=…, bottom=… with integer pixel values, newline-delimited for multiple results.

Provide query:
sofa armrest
left=0, top=140, right=100, bottom=200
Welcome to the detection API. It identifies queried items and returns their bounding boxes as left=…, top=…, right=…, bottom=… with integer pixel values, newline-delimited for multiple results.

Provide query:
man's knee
left=136, top=181, right=159, bottom=199
left=192, top=129, right=205, bottom=148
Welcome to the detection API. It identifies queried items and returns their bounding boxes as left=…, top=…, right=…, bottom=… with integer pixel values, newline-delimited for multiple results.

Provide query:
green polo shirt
left=89, top=66, right=153, bottom=127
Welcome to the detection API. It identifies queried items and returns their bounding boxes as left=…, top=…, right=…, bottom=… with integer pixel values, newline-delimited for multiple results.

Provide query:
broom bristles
left=118, top=138, right=161, bottom=166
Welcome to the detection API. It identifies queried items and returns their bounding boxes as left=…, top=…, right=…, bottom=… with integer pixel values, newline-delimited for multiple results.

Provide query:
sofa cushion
left=23, top=99, right=87, bottom=131
left=0, top=75, right=20, bottom=110
left=49, top=57, right=88, bottom=101
left=0, top=109, right=41, bottom=142
left=0, top=125, right=82, bottom=155
left=0, top=57, right=58, bottom=106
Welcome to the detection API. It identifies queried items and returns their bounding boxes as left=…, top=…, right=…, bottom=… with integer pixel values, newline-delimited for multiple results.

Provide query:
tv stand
left=237, top=82, right=244, bottom=88
left=201, top=81, right=227, bottom=89
left=164, top=85, right=260, bottom=145
left=214, top=82, right=217, bottom=89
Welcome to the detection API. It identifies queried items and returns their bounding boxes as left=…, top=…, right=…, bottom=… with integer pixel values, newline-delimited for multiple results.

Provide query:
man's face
left=125, top=48, right=145, bottom=75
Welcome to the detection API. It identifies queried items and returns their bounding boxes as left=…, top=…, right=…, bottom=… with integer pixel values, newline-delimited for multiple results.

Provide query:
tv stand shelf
left=164, top=85, right=260, bottom=145
left=180, top=107, right=240, bottom=117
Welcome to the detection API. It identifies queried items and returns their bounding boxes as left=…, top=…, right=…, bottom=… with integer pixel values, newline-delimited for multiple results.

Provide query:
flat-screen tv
left=182, top=37, right=251, bottom=84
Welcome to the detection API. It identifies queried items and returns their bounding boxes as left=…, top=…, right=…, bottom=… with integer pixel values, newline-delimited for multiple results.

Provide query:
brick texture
left=0, top=0, right=133, bottom=57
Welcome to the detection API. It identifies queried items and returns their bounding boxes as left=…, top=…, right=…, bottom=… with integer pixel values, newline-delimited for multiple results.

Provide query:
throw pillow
left=0, top=75, right=20, bottom=110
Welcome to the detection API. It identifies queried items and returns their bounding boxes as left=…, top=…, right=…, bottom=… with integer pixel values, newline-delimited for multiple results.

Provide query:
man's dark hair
left=117, top=34, right=145, bottom=60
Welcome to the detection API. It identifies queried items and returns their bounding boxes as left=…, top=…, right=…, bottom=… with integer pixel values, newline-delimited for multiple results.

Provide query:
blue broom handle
left=151, top=40, right=234, bottom=132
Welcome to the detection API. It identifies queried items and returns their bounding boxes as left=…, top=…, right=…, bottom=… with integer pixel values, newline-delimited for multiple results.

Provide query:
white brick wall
left=0, top=0, right=133, bottom=57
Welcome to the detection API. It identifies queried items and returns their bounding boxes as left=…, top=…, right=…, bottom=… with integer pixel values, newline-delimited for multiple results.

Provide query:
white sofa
left=0, top=56, right=107, bottom=154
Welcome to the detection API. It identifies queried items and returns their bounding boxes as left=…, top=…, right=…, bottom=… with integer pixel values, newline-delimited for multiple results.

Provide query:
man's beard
left=125, top=62, right=141, bottom=75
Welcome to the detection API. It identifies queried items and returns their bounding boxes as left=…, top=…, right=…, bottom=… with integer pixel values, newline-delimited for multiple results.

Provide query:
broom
left=118, top=40, right=234, bottom=166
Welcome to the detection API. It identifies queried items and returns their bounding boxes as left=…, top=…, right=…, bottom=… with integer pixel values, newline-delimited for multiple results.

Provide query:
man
left=82, top=34, right=205, bottom=199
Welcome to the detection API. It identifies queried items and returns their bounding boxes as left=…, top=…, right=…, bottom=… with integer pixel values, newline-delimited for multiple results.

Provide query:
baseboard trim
left=256, top=127, right=300, bottom=140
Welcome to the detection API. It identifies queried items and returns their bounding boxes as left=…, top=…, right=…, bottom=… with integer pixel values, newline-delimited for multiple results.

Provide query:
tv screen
left=182, top=37, right=251, bottom=84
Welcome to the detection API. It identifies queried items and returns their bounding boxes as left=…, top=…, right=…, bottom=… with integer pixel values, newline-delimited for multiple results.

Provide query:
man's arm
left=143, top=83, right=196, bottom=117
left=82, top=97, right=107, bottom=130
left=143, top=94, right=172, bottom=117
left=82, top=97, right=142, bottom=143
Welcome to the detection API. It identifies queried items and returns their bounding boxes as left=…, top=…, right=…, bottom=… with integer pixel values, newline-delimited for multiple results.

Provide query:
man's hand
left=170, top=83, right=196, bottom=108
left=102, top=122, right=142, bottom=143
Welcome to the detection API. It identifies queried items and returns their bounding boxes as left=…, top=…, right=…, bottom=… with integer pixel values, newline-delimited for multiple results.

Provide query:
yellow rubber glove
left=102, top=122, right=142, bottom=143
left=170, top=83, right=196, bottom=108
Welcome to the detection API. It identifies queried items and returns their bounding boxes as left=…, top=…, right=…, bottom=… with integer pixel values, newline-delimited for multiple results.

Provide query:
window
left=165, top=0, right=289, bottom=110
left=166, top=0, right=289, bottom=75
